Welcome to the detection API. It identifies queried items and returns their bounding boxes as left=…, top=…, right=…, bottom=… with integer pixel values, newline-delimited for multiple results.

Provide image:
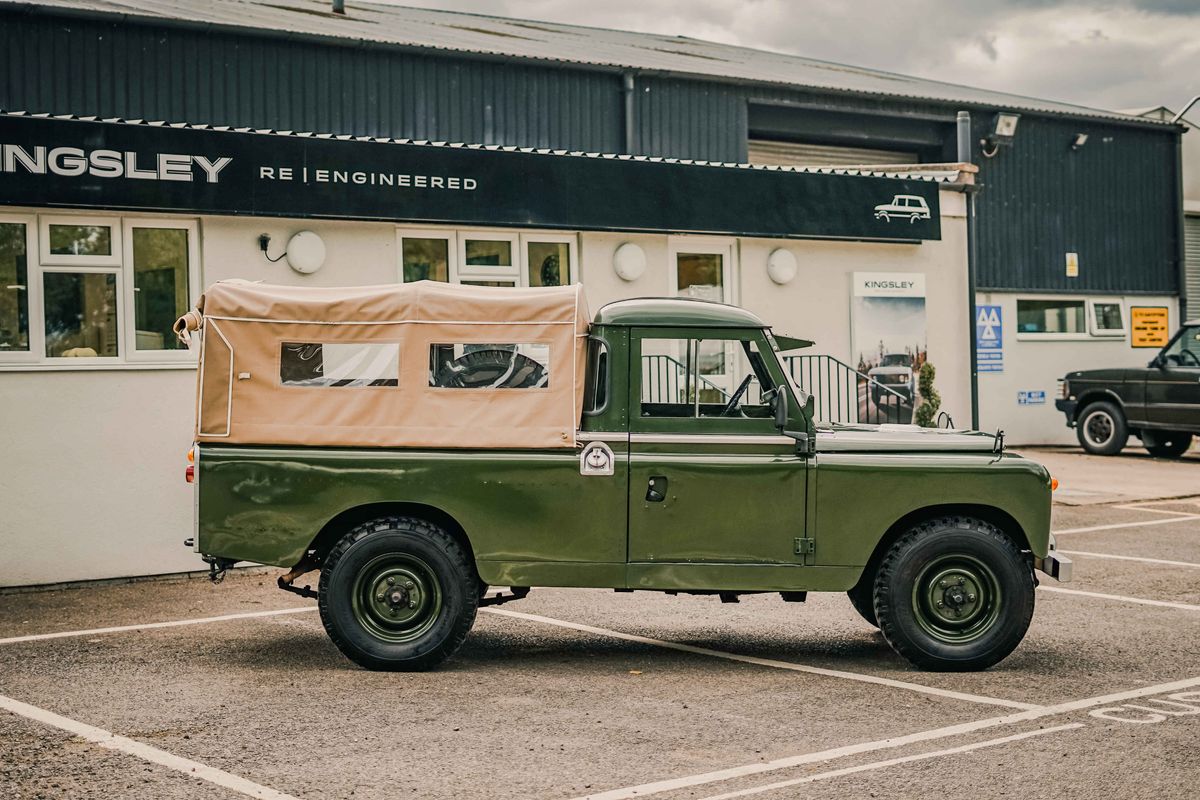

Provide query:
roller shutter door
left=1186, top=214, right=1200, bottom=320
left=747, top=138, right=918, bottom=168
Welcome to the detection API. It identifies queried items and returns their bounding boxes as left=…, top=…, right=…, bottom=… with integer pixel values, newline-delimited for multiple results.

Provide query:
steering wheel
left=720, top=375, right=755, bottom=417
left=1178, top=349, right=1200, bottom=367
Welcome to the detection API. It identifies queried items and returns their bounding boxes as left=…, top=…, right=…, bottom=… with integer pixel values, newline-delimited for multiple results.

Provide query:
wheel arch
left=1073, top=389, right=1126, bottom=421
left=307, top=502, right=475, bottom=567
left=852, top=503, right=1031, bottom=591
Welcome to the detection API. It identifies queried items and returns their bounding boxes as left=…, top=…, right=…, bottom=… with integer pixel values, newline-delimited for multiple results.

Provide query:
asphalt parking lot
left=3, top=496, right=1199, bottom=799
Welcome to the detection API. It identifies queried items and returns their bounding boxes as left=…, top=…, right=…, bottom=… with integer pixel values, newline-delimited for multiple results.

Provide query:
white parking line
left=0, top=606, right=317, bottom=646
left=570, top=674, right=1200, bottom=800
left=1058, top=550, right=1200, bottom=569
left=1039, top=585, right=1200, bottom=612
left=483, top=608, right=1040, bottom=711
left=1053, top=515, right=1200, bottom=535
left=695, top=723, right=1085, bottom=800
left=0, top=693, right=301, bottom=800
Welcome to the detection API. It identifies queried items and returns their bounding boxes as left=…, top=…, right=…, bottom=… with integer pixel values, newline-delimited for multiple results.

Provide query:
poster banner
left=851, top=273, right=927, bottom=424
left=1130, top=306, right=1170, bottom=348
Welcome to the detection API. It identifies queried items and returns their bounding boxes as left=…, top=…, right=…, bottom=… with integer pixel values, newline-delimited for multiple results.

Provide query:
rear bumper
left=1034, top=534, right=1073, bottom=582
left=1055, top=398, right=1077, bottom=428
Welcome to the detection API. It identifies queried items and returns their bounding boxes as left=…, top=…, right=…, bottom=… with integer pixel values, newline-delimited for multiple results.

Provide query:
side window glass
left=428, top=343, right=550, bottom=389
left=583, top=338, right=609, bottom=413
left=280, top=342, right=399, bottom=387
left=640, top=337, right=776, bottom=419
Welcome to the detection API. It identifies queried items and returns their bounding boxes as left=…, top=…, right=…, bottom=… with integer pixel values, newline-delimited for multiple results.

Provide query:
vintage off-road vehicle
left=176, top=280, right=1070, bottom=673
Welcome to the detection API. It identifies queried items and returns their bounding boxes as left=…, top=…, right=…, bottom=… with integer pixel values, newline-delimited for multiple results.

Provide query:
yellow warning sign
left=1130, top=306, right=1169, bottom=348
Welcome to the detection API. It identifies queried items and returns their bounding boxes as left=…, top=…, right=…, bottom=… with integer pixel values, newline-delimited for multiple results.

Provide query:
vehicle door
left=628, top=327, right=808, bottom=566
left=1146, top=324, right=1200, bottom=428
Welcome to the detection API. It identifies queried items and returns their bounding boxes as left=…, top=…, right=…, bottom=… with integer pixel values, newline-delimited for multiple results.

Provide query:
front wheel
left=1076, top=400, right=1127, bottom=455
left=874, top=517, right=1034, bottom=671
left=318, top=516, right=478, bottom=671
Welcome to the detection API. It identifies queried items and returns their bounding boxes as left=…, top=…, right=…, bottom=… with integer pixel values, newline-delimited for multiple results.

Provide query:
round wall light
left=613, top=242, right=646, bottom=282
left=766, top=248, right=798, bottom=285
left=286, top=231, right=327, bottom=274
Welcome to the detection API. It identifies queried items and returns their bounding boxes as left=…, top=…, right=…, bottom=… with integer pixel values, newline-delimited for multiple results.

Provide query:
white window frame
left=39, top=214, right=123, bottom=267
left=667, top=236, right=738, bottom=391
left=397, top=228, right=458, bottom=284
left=40, top=264, right=125, bottom=362
left=457, top=230, right=521, bottom=279
left=0, top=213, right=42, bottom=364
left=1087, top=299, right=1126, bottom=338
left=521, top=233, right=578, bottom=287
left=122, top=218, right=202, bottom=363
left=1014, top=296, right=1091, bottom=341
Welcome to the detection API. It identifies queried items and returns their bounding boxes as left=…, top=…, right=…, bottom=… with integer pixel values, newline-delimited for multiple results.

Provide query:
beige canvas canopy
left=175, top=280, right=590, bottom=449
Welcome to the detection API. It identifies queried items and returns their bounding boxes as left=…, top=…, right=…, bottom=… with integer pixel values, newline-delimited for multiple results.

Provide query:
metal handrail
left=783, top=354, right=912, bottom=425
left=642, top=354, right=730, bottom=403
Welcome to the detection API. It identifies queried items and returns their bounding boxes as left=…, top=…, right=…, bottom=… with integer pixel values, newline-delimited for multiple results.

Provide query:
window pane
left=1016, top=299, right=1086, bottom=334
left=640, top=337, right=771, bottom=418
left=132, top=227, right=190, bottom=351
left=641, top=338, right=697, bottom=412
left=280, top=342, right=399, bottom=387
left=464, top=239, right=512, bottom=267
left=676, top=253, right=723, bottom=302
left=1162, top=325, right=1200, bottom=363
left=44, top=272, right=118, bottom=357
left=584, top=338, right=608, bottom=413
left=402, top=237, right=449, bottom=282
left=49, top=224, right=112, bottom=257
left=527, top=241, right=569, bottom=287
left=1093, top=303, right=1123, bottom=331
left=429, top=343, right=549, bottom=389
left=0, top=222, right=29, bottom=352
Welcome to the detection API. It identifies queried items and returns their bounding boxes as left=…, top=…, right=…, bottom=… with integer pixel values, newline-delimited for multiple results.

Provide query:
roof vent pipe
left=956, top=110, right=972, bottom=163
left=332, top=0, right=345, bottom=14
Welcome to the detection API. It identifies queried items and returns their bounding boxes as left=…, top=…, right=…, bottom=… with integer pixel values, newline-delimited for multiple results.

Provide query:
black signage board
left=0, top=114, right=941, bottom=241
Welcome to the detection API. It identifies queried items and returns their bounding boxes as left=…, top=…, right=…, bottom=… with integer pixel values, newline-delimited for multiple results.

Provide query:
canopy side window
left=428, top=342, right=551, bottom=389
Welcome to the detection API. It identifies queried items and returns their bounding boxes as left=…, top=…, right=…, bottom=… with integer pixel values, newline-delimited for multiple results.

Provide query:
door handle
left=646, top=476, right=668, bottom=502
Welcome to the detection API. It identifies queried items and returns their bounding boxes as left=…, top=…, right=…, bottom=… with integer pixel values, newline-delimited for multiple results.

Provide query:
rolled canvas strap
left=173, top=309, right=203, bottom=346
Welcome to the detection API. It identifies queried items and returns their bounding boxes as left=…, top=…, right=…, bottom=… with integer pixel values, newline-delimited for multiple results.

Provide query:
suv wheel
left=1077, top=400, right=1128, bottom=455
left=318, top=516, right=478, bottom=671
left=1145, top=431, right=1193, bottom=459
left=874, top=516, right=1034, bottom=671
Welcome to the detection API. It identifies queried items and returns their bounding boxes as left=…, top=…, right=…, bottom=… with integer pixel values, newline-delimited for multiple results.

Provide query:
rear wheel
left=318, top=516, right=478, bottom=671
left=1145, top=431, right=1193, bottom=459
left=874, top=517, right=1034, bottom=671
left=1076, top=400, right=1127, bottom=455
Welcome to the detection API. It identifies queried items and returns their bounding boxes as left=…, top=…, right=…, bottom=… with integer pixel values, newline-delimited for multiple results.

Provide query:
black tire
left=874, top=516, right=1034, bottom=672
left=318, top=516, right=478, bottom=671
left=846, top=580, right=878, bottom=628
left=433, top=348, right=547, bottom=389
left=1145, top=431, right=1193, bottom=459
left=1076, top=400, right=1128, bottom=455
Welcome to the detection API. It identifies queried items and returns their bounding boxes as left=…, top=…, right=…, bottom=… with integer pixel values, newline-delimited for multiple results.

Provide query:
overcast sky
left=390, top=0, right=1200, bottom=114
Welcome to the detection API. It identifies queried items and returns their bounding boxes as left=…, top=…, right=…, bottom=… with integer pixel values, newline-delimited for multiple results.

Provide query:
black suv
left=1056, top=322, right=1200, bottom=457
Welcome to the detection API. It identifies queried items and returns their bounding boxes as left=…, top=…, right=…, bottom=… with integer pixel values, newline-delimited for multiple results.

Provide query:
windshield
left=1161, top=325, right=1200, bottom=366
left=879, top=354, right=912, bottom=367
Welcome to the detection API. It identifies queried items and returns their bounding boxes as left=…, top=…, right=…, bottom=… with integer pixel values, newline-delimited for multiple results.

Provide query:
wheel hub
left=352, top=555, right=442, bottom=642
left=911, top=557, right=1001, bottom=643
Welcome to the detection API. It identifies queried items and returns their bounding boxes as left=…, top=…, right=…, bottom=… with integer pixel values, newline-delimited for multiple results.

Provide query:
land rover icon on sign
left=875, top=194, right=932, bottom=223
left=177, top=281, right=1069, bottom=674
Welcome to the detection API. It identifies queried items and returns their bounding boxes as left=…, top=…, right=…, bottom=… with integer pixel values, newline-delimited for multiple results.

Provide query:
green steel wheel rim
left=351, top=553, right=443, bottom=643
left=910, top=554, right=1002, bottom=644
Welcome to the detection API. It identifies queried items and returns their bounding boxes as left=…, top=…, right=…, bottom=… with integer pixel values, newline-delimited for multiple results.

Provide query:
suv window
left=639, top=336, right=777, bottom=419
left=1161, top=325, right=1200, bottom=366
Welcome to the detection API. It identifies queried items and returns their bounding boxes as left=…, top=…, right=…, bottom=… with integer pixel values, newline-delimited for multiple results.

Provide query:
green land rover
left=176, top=280, right=1070, bottom=673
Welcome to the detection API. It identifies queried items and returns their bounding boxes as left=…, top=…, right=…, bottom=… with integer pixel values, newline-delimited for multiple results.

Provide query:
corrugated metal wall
left=0, top=8, right=1182, bottom=296
left=1186, top=215, right=1200, bottom=317
left=0, top=11, right=623, bottom=150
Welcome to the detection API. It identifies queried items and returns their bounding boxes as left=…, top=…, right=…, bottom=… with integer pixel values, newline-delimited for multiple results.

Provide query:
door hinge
left=794, top=537, right=815, bottom=556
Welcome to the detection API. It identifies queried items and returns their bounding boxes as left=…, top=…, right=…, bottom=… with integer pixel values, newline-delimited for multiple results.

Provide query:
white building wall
left=2, top=189, right=969, bottom=586
left=975, top=291, right=1180, bottom=445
